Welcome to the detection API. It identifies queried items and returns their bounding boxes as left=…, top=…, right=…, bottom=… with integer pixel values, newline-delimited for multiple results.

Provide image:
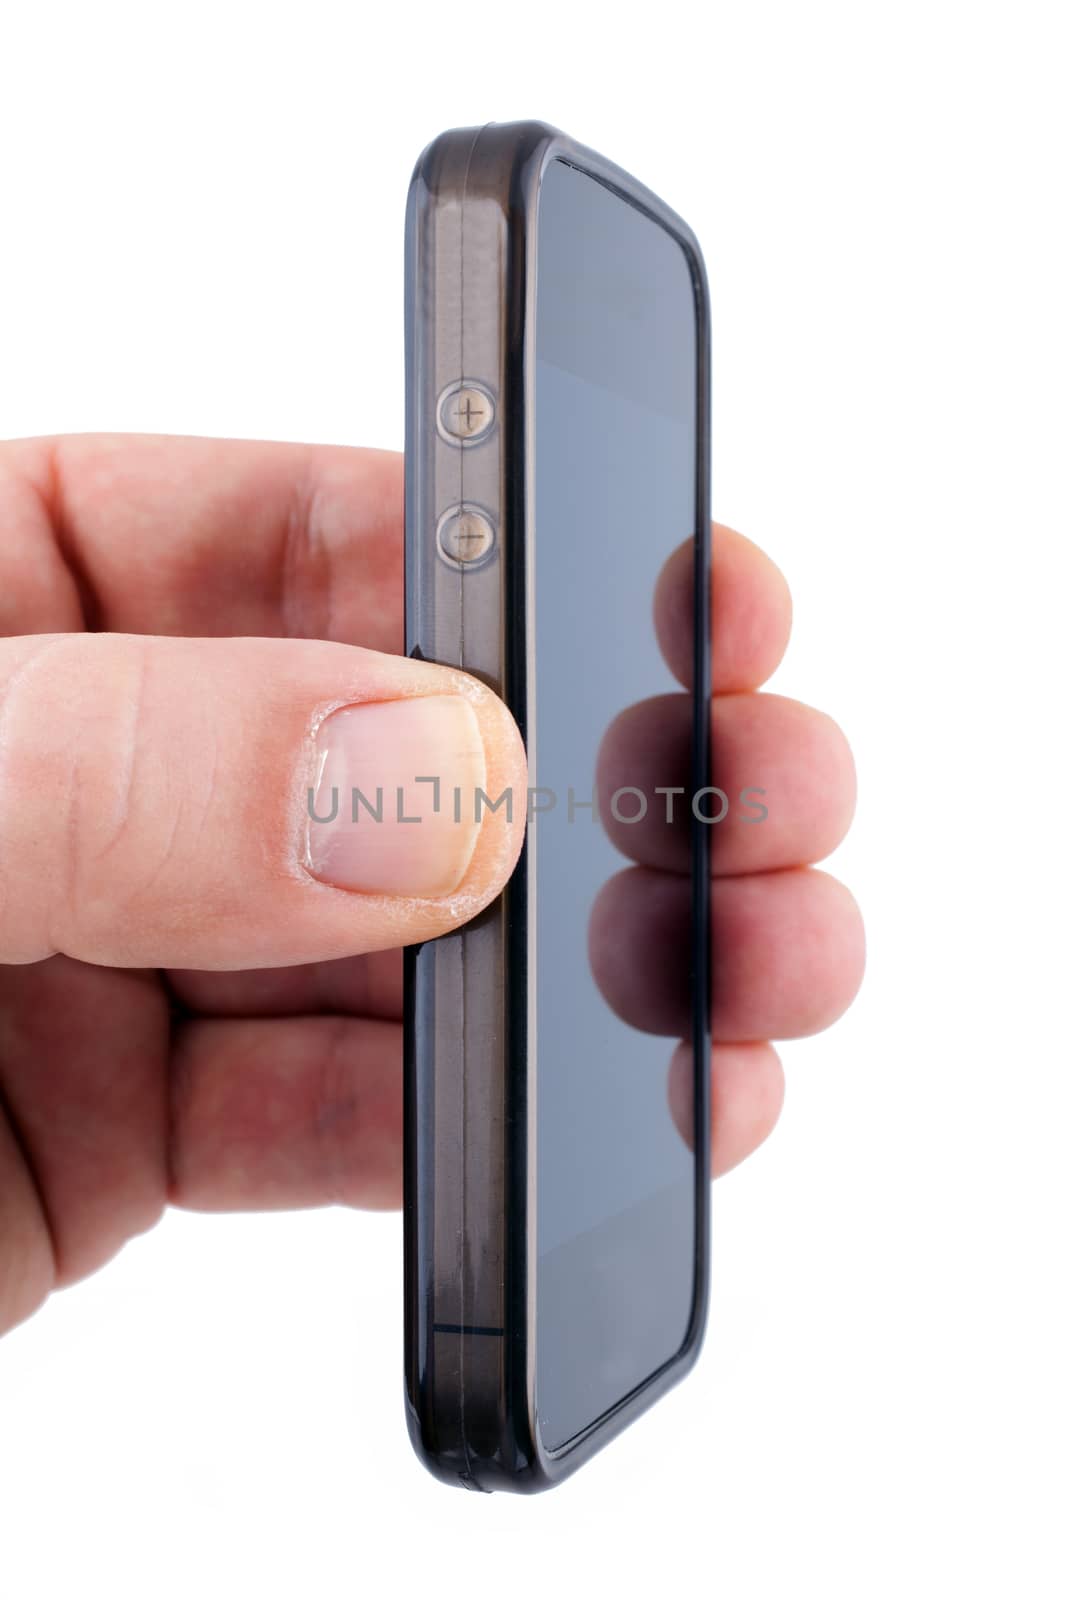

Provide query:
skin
left=0, top=435, right=864, bottom=1337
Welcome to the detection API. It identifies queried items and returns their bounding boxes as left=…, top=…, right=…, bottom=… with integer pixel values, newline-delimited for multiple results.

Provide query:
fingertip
left=710, top=693, right=859, bottom=874
left=712, top=867, right=867, bottom=1041
left=435, top=665, right=529, bottom=909
left=654, top=524, right=793, bottom=693
left=710, top=1040, right=786, bottom=1176
left=667, top=1039, right=785, bottom=1175
left=710, top=524, right=793, bottom=692
left=793, top=871, right=867, bottom=1036
left=300, top=659, right=528, bottom=950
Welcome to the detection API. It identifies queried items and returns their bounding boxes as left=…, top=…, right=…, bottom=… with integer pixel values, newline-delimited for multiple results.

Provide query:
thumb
left=0, top=634, right=527, bottom=968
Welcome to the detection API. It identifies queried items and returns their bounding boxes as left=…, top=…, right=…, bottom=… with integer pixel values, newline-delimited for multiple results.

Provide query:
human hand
left=0, top=435, right=862, bottom=1337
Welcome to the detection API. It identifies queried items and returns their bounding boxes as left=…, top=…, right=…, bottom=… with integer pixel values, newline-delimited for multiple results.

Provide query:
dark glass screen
left=534, top=159, right=699, bottom=1451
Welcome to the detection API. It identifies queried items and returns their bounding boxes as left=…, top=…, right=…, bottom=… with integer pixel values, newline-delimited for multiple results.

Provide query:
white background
left=1, top=1, right=1065, bottom=1594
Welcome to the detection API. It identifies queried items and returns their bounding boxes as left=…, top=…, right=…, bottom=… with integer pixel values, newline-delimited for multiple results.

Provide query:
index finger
left=655, top=523, right=793, bottom=693
left=0, top=433, right=405, bottom=647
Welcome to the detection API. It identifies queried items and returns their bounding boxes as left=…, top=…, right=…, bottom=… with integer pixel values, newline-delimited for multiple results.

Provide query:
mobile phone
left=403, top=121, right=710, bottom=1492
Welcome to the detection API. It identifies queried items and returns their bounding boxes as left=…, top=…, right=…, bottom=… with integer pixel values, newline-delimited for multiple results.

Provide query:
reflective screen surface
left=534, top=159, right=700, bottom=1451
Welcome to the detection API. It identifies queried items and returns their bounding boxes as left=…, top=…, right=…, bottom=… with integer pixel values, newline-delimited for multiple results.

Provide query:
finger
left=167, top=950, right=402, bottom=1021
left=0, top=434, right=404, bottom=645
left=589, top=866, right=866, bottom=1040
left=170, top=1022, right=785, bottom=1214
left=667, top=1040, right=785, bottom=1176
left=169, top=1015, right=402, bottom=1211
left=0, top=1101, right=57, bottom=1335
left=655, top=524, right=792, bottom=692
left=596, top=692, right=857, bottom=876
left=0, top=955, right=168, bottom=1306
left=0, top=633, right=526, bottom=968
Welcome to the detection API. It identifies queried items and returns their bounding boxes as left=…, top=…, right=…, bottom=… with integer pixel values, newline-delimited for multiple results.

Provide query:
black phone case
left=403, top=120, right=711, bottom=1492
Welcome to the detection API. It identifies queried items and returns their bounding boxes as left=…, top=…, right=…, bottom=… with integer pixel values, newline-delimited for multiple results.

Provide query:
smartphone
left=403, top=121, right=710, bottom=1492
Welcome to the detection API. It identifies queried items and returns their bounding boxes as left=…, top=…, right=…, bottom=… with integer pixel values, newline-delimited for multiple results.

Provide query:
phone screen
left=534, top=158, right=701, bottom=1450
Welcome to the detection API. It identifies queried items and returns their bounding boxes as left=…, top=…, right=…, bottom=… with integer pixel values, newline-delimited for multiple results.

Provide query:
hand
left=0, top=435, right=862, bottom=1337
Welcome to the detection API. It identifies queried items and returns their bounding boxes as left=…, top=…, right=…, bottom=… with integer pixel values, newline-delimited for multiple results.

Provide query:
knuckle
left=0, top=634, right=151, bottom=962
